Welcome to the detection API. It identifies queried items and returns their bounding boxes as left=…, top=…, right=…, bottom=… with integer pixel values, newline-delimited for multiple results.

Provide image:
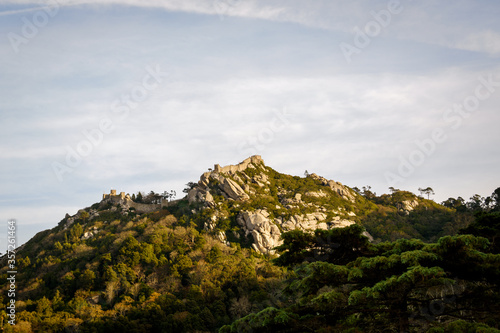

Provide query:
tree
left=467, top=194, right=484, bottom=212
left=389, top=186, right=400, bottom=194
left=420, top=187, right=435, bottom=200
left=79, top=269, right=96, bottom=291
left=52, top=290, right=65, bottom=312
left=265, top=233, right=500, bottom=332
left=488, top=187, right=500, bottom=211
left=80, top=211, right=89, bottom=222
left=460, top=211, right=500, bottom=253
left=144, top=191, right=162, bottom=204
left=362, top=186, right=376, bottom=200
left=36, top=296, right=53, bottom=317
left=70, top=223, right=83, bottom=242
left=442, top=197, right=466, bottom=212
left=274, top=224, right=372, bottom=266
left=161, top=190, right=176, bottom=202
left=183, top=182, right=197, bottom=193
left=229, top=296, right=252, bottom=319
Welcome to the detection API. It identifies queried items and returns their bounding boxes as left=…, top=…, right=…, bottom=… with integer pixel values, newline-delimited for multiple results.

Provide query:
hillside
left=1, top=156, right=499, bottom=332
left=182, top=155, right=466, bottom=248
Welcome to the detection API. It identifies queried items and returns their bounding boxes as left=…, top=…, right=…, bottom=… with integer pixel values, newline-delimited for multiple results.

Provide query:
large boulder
left=237, top=210, right=282, bottom=254
left=220, top=178, right=250, bottom=201
left=187, top=187, right=214, bottom=205
left=280, top=212, right=329, bottom=231
left=401, top=199, right=419, bottom=212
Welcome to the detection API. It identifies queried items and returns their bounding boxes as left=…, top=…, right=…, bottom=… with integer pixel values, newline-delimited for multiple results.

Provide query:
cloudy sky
left=1, top=0, right=500, bottom=246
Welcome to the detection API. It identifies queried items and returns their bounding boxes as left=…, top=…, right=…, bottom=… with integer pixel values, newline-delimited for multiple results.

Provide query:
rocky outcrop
left=237, top=210, right=282, bottom=253
left=308, top=173, right=357, bottom=202
left=187, top=187, right=214, bottom=206
left=81, top=226, right=99, bottom=240
left=401, top=199, right=419, bottom=212
left=189, top=173, right=249, bottom=203
left=220, top=178, right=250, bottom=201
left=188, top=156, right=362, bottom=254
left=188, top=156, right=261, bottom=204
left=305, top=190, right=328, bottom=198
left=236, top=209, right=357, bottom=254
left=280, top=212, right=329, bottom=231
left=63, top=209, right=100, bottom=230
left=204, top=213, right=230, bottom=245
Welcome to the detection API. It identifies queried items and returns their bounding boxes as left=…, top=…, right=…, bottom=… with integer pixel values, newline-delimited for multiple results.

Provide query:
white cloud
left=3, top=0, right=499, bottom=58
left=453, top=30, right=500, bottom=55
left=0, top=5, right=48, bottom=16
left=1, top=0, right=499, bottom=246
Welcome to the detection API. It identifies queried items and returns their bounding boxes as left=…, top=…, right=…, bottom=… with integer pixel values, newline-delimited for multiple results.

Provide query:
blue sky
left=1, top=0, right=500, bottom=247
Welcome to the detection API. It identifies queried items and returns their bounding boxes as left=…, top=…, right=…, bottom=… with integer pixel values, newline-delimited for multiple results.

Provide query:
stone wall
left=101, top=190, right=167, bottom=214
left=213, top=155, right=263, bottom=174
left=127, top=201, right=162, bottom=214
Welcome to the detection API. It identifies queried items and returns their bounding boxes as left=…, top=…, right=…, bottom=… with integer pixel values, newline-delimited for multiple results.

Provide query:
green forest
left=1, top=165, right=499, bottom=332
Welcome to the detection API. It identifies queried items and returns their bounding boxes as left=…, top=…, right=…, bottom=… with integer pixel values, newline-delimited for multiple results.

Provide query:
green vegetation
left=0, top=207, right=285, bottom=332
left=223, top=222, right=500, bottom=332
left=356, top=188, right=477, bottom=243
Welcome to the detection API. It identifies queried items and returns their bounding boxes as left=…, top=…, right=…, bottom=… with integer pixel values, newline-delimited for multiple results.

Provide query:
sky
left=1, top=0, right=500, bottom=247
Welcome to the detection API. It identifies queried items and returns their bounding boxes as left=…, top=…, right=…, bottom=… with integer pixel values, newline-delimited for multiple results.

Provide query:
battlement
left=213, top=155, right=263, bottom=174
left=103, top=190, right=126, bottom=201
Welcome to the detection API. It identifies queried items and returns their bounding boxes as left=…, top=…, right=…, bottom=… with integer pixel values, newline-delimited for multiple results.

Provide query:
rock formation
left=308, top=173, right=357, bottom=202
left=402, top=199, right=419, bottom=212
left=188, top=156, right=361, bottom=254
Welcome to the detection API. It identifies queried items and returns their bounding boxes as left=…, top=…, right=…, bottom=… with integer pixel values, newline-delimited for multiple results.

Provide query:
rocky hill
left=187, top=156, right=363, bottom=253
left=183, top=155, right=460, bottom=250
left=42, top=155, right=455, bottom=256
left=186, top=155, right=366, bottom=253
left=2, top=156, right=499, bottom=332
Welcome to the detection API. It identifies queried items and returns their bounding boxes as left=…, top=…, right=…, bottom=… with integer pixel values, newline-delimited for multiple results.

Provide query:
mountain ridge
left=17, top=155, right=453, bottom=255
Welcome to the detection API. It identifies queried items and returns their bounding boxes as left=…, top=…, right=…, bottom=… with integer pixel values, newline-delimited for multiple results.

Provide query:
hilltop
left=183, top=155, right=468, bottom=247
left=185, top=155, right=362, bottom=253
left=46, top=155, right=459, bottom=256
